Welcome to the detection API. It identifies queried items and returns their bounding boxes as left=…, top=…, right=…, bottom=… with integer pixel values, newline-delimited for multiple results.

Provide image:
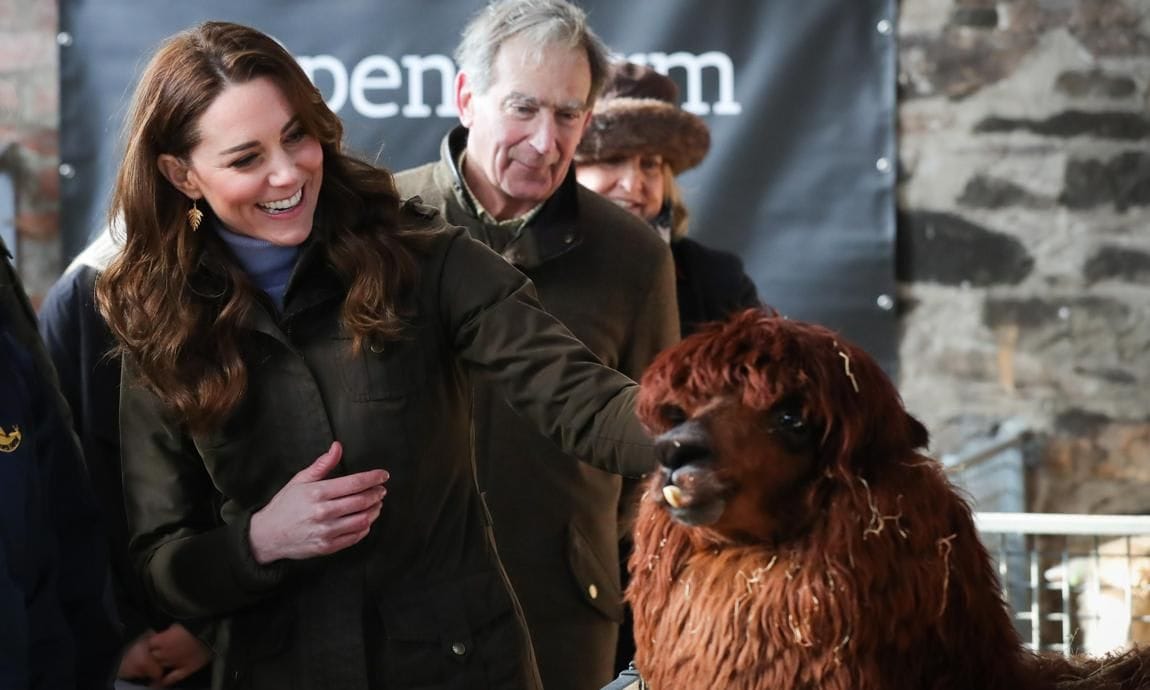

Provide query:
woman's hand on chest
left=248, top=441, right=390, bottom=563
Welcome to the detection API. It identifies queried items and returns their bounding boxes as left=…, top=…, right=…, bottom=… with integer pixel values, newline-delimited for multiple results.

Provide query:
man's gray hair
left=455, top=0, right=610, bottom=103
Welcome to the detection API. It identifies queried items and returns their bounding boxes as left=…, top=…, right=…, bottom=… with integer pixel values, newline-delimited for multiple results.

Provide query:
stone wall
left=897, top=0, right=1150, bottom=513
left=0, top=0, right=59, bottom=304
left=2, top=0, right=1147, bottom=513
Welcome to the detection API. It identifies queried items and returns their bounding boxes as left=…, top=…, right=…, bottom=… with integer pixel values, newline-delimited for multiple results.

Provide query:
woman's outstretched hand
left=248, top=441, right=388, bottom=564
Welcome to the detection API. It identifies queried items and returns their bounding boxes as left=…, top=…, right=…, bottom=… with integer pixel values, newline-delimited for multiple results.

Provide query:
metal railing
left=977, top=512, right=1150, bottom=655
left=941, top=421, right=1150, bottom=654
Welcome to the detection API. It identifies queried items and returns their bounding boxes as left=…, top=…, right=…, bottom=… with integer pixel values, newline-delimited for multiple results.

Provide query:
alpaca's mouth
left=651, top=421, right=731, bottom=525
left=655, top=464, right=729, bottom=526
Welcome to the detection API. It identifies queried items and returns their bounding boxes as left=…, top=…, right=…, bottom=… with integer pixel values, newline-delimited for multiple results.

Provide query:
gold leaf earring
left=187, top=198, right=204, bottom=232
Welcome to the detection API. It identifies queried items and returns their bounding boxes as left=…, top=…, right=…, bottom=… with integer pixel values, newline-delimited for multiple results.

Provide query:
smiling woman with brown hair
left=98, top=21, right=421, bottom=433
left=95, top=20, right=658, bottom=690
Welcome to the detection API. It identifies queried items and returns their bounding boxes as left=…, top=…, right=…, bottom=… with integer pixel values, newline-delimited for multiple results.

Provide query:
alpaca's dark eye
left=774, top=408, right=806, bottom=433
left=660, top=404, right=688, bottom=426
left=767, top=403, right=813, bottom=446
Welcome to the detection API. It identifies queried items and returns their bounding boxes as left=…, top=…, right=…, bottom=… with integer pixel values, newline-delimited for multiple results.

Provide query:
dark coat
left=39, top=236, right=143, bottom=635
left=0, top=236, right=118, bottom=689
left=671, top=237, right=761, bottom=337
left=39, top=232, right=213, bottom=688
left=117, top=203, right=655, bottom=690
left=395, top=128, right=679, bottom=690
left=0, top=312, right=76, bottom=690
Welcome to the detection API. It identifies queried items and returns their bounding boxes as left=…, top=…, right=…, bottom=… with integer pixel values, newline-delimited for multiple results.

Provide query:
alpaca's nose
left=655, top=422, right=710, bottom=470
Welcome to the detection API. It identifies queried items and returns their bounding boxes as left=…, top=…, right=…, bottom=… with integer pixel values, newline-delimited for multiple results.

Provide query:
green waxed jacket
left=396, top=129, right=679, bottom=690
left=118, top=201, right=655, bottom=690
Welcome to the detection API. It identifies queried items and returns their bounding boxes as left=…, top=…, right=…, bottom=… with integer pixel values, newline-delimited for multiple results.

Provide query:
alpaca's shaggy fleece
left=627, top=309, right=1150, bottom=690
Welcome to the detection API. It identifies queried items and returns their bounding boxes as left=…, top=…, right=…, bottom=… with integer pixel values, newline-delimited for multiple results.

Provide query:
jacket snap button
left=369, top=342, right=384, bottom=354
left=588, top=583, right=599, bottom=600
left=451, top=641, right=467, bottom=656
left=563, top=234, right=574, bottom=244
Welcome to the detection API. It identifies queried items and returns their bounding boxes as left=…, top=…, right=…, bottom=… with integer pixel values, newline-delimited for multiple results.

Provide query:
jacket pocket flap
left=566, top=521, right=624, bottom=622
left=378, top=571, right=514, bottom=641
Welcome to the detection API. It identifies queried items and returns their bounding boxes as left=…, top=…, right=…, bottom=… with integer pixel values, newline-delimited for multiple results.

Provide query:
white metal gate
left=977, top=512, right=1150, bottom=655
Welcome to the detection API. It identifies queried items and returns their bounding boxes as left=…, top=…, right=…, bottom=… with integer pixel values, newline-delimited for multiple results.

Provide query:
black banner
left=59, top=0, right=898, bottom=370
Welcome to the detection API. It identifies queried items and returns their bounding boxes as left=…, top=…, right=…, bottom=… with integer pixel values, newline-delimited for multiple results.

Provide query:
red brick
left=19, top=172, right=60, bottom=209
left=18, top=128, right=57, bottom=157
left=0, top=0, right=24, bottom=29
left=29, top=3, right=56, bottom=32
left=0, top=31, right=53, bottom=71
left=35, top=163, right=56, bottom=198
left=0, top=76, right=17, bottom=115
left=0, top=0, right=55, bottom=31
left=26, top=76, right=58, bottom=122
left=15, top=210, right=58, bottom=239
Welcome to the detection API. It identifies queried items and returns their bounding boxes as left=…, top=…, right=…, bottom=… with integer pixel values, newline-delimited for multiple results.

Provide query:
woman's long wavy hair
left=96, top=21, right=430, bottom=433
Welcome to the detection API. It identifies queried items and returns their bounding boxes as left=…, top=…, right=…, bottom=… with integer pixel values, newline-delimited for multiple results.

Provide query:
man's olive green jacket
left=396, top=129, right=679, bottom=690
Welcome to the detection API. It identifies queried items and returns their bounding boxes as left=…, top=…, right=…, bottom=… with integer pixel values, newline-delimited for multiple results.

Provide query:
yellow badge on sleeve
left=0, top=425, right=22, bottom=453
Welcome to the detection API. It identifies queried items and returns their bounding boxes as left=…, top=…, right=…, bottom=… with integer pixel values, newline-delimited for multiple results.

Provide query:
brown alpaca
left=628, top=309, right=1150, bottom=690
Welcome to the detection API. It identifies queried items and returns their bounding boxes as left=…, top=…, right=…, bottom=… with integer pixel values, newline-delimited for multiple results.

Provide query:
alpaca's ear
left=906, top=413, right=929, bottom=450
left=819, top=337, right=927, bottom=470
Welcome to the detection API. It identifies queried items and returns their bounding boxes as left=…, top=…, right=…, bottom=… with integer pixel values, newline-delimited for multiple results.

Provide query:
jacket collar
left=438, top=126, right=583, bottom=270
left=282, top=230, right=343, bottom=318
left=227, top=230, right=343, bottom=344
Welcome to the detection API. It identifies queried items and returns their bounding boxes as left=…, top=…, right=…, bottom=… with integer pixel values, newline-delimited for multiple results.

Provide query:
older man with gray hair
left=395, top=1, right=679, bottom=689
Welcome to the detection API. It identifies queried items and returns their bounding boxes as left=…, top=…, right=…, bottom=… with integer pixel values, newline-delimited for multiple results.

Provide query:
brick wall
left=898, top=0, right=1150, bottom=513
left=0, top=0, right=59, bottom=305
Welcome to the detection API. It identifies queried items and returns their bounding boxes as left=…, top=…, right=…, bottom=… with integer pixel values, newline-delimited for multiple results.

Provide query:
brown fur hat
left=577, top=62, right=710, bottom=174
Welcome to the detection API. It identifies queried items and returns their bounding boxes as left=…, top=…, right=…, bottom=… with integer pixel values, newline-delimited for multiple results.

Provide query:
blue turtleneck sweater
left=215, top=224, right=301, bottom=312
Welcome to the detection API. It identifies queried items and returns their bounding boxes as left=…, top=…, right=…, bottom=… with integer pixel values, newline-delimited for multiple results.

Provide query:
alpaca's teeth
left=663, top=484, right=685, bottom=508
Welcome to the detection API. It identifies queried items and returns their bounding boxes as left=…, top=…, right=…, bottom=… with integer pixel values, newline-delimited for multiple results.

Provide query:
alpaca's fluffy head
left=627, top=309, right=1036, bottom=690
left=636, top=308, right=928, bottom=546
left=629, top=309, right=1150, bottom=690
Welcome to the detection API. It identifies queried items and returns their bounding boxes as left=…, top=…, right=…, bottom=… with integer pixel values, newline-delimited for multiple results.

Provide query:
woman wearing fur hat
left=576, top=62, right=760, bottom=337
